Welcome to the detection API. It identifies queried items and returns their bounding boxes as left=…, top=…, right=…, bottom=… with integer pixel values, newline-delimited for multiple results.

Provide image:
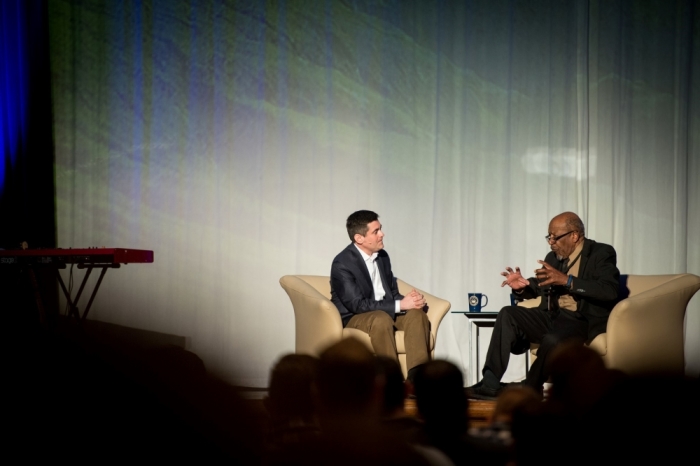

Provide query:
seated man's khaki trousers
left=346, top=308, right=430, bottom=373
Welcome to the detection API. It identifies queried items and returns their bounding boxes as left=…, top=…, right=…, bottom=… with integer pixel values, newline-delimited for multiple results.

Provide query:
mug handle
left=482, top=294, right=488, bottom=308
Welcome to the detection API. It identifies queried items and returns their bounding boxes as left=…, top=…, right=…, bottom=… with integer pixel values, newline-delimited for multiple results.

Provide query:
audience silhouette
left=6, top=320, right=264, bottom=463
left=264, top=337, right=430, bottom=465
left=11, top=313, right=697, bottom=466
left=468, top=383, right=542, bottom=458
left=508, top=341, right=699, bottom=466
left=376, top=355, right=428, bottom=445
left=413, top=360, right=510, bottom=466
left=262, top=353, right=321, bottom=458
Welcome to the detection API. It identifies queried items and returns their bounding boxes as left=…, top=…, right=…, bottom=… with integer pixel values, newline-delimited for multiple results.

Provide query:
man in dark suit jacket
left=330, top=210, right=431, bottom=382
left=468, top=212, right=620, bottom=400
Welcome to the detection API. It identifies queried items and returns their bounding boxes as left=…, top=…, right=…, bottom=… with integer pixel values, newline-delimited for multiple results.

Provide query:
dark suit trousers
left=483, top=306, right=588, bottom=388
left=346, top=309, right=430, bottom=372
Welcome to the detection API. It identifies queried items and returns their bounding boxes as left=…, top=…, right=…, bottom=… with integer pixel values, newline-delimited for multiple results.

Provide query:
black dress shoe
left=465, top=382, right=502, bottom=400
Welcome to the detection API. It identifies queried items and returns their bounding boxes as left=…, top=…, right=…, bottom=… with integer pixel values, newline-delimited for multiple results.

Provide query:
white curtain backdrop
left=48, top=0, right=700, bottom=387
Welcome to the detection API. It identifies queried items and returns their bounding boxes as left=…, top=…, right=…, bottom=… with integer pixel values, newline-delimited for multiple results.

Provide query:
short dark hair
left=346, top=210, right=379, bottom=242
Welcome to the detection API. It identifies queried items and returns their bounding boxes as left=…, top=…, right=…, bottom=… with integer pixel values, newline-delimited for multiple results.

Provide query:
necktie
left=559, top=259, right=568, bottom=273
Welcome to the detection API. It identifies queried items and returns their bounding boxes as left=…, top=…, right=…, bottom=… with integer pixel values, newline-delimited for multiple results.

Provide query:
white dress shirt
left=354, top=244, right=401, bottom=313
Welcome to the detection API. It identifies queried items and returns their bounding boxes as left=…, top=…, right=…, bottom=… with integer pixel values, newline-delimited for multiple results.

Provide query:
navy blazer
left=330, top=244, right=404, bottom=327
left=519, top=238, right=620, bottom=342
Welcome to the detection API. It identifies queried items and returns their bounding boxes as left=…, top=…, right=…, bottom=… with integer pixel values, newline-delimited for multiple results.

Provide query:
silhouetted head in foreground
left=268, top=338, right=429, bottom=466
left=413, top=359, right=467, bottom=437
left=492, top=385, right=542, bottom=426
left=316, top=337, right=383, bottom=426
left=546, top=340, right=620, bottom=416
left=375, top=355, right=407, bottom=417
left=266, top=353, right=319, bottom=425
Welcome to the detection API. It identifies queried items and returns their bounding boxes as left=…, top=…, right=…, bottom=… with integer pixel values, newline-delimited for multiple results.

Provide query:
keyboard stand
left=55, top=263, right=121, bottom=321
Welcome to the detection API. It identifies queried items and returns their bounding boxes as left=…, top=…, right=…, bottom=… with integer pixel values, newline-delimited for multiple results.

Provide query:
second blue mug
left=468, top=293, right=488, bottom=312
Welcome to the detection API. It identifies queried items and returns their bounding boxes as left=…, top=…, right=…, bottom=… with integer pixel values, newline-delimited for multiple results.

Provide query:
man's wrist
left=566, top=275, right=573, bottom=289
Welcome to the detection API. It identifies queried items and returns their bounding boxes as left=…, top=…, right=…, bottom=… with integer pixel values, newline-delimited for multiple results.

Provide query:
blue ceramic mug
left=468, top=293, right=488, bottom=312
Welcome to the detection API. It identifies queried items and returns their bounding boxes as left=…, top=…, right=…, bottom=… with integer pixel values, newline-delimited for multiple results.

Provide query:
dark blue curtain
left=1, top=0, right=29, bottom=195
left=0, top=0, right=56, bottom=324
left=0, top=0, right=55, bottom=249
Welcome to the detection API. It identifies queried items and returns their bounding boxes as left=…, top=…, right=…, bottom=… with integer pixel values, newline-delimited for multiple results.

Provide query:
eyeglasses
left=545, top=230, right=575, bottom=243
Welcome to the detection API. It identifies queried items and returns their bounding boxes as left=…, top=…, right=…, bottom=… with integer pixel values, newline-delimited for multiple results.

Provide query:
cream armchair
left=279, top=275, right=451, bottom=378
left=524, top=273, right=700, bottom=376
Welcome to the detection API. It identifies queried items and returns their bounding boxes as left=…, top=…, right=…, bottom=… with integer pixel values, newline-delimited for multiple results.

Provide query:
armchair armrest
left=424, top=290, right=452, bottom=340
left=605, top=273, right=700, bottom=375
left=517, top=296, right=541, bottom=309
left=280, top=275, right=343, bottom=355
left=396, top=279, right=451, bottom=348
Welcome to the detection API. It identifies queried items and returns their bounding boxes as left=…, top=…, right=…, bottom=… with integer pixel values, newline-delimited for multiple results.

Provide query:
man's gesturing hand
left=501, top=266, right=529, bottom=290
left=534, top=260, right=568, bottom=287
left=400, top=288, right=426, bottom=310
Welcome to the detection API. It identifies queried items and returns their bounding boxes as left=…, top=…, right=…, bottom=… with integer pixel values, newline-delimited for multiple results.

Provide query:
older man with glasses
left=466, top=212, right=620, bottom=400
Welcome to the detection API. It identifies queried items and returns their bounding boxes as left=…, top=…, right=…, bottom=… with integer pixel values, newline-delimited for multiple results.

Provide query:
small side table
left=452, top=310, right=530, bottom=386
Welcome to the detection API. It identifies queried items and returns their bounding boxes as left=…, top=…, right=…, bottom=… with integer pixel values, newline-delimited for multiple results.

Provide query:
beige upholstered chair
left=279, top=275, right=451, bottom=378
left=524, top=273, right=700, bottom=376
